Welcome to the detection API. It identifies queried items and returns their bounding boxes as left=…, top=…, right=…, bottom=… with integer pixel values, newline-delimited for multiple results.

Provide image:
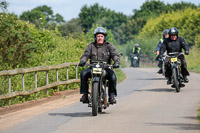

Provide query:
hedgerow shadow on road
left=49, top=112, right=108, bottom=117
left=145, top=122, right=200, bottom=130
left=49, top=112, right=91, bottom=117
left=137, top=78, right=166, bottom=80
left=134, top=88, right=175, bottom=92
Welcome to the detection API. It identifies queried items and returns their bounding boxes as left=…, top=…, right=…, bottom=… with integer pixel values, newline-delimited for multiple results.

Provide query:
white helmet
left=135, top=44, right=139, bottom=47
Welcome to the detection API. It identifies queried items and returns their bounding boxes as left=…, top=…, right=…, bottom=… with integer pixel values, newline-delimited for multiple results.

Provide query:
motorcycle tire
left=92, top=82, right=99, bottom=116
left=172, top=68, right=180, bottom=92
left=133, top=60, right=137, bottom=67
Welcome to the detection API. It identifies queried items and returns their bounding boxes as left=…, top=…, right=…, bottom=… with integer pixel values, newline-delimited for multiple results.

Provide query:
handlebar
left=85, top=62, right=113, bottom=68
left=78, top=52, right=122, bottom=68
left=165, top=52, right=184, bottom=58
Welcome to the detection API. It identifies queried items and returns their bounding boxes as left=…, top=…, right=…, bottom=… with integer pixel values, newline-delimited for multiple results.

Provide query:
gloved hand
left=113, top=62, right=120, bottom=68
left=78, top=61, right=86, bottom=67
left=185, top=51, right=189, bottom=55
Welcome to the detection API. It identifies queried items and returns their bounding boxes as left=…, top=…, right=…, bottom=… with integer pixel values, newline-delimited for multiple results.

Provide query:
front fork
left=88, top=77, right=108, bottom=109
left=171, top=64, right=183, bottom=83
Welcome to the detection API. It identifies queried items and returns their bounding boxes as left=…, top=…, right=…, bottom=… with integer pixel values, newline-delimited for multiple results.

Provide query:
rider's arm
left=180, top=37, right=189, bottom=53
left=107, top=43, right=120, bottom=63
left=80, top=43, right=92, bottom=63
left=156, top=41, right=162, bottom=52
left=159, top=40, right=167, bottom=57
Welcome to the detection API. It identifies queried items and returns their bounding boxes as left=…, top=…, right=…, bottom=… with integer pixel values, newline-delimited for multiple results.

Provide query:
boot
left=109, top=96, right=116, bottom=104
left=80, top=94, right=89, bottom=103
left=183, top=76, right=189, bottom=83
left=157, top=69, right=163, bottom=74
left=167, top=77, right=172, bottom=85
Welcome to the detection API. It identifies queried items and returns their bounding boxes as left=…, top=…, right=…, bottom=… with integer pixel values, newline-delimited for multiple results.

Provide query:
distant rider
left=132, top=44, right=142, bottom=67
left=156, top=29, right=169, bottom=74
left=78, top=27, right=120, bottom=104
left=159, top=27, right=190, bottom=84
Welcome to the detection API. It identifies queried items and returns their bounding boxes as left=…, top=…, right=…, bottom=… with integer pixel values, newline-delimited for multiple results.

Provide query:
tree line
left=0, top=0, right=199, bottom=70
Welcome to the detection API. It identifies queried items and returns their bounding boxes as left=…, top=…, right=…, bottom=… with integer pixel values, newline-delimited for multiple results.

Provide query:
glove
left=78, top=61, right=86, bottom=67
left=113, top=62, right=120, bottom=68
left=185, top=51, right=189, bottom=55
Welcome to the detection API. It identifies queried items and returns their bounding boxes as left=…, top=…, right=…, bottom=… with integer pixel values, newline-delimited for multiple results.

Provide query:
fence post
left=75, top=66, right=78, bottom=79
left=66, top=67, right=68, bottom=89
left=8, top=76, right=11, bottom=105
left=46, top=71, right=49, bottom=95
left=22, top=74, right=25, bottom=91
left=56, top=69, right=59, bottom=92
left=34, top=72, right=37, bottom=99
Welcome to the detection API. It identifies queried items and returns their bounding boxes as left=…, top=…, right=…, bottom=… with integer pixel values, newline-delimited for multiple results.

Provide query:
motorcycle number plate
left=171, top=57, right=177, bottom=62
left=92, top=68, right=102, bottom=74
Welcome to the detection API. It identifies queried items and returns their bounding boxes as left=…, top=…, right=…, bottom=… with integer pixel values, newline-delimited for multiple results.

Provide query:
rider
left=156, top=29, right=169, bottom=74
left=78, top=27, right=120, bottom=104
left=132, top=44, right=142, bottom=67
left=159, top=27, right=190, bottom=84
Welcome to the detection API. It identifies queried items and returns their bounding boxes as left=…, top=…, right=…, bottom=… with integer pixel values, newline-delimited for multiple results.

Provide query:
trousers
left=164, top=54, right=190, bottom=78
left=80, top=67, right=117, bottom=96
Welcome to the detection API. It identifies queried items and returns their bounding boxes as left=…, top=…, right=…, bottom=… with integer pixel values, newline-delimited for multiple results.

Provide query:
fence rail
left=140, top=54, right=157, bottom=66
left=0, top=62, right=80, bottom=100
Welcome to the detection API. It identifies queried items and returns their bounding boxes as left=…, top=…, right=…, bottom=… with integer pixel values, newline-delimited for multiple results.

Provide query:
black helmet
left=169, top=27, right=178, bottom=36
left=94, top=27, right=107, bottom=42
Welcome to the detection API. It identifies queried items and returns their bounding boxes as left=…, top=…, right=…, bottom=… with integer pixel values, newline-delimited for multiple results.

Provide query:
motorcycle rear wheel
left=92, top=82, right=99, bottom=116
left=172, top=68, right=180, bottom=92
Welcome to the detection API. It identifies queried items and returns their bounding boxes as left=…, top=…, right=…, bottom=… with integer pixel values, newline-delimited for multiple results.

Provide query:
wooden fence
left=140, top=54, right=157, bottom=67
left=0, top=62, right=80, bottom=101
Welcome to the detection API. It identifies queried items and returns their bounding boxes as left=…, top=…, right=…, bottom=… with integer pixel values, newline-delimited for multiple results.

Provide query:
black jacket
left=80, top=42, right=119, bottom=64
left=160, top=36, right=189, bottom=56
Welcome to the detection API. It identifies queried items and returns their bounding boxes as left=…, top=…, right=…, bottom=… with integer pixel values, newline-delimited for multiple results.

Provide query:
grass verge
left=115, top=68, right=126, bottom=83
left=198, top=108, right=200, bottom=122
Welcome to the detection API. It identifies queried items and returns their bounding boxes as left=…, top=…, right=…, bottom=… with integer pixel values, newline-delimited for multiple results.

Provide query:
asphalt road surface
left=1, top=68, right=200, bottom=133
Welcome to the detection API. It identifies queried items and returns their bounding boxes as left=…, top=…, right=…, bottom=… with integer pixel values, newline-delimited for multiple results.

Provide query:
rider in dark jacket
left=159, top=27, right=190, bottom=84
left=78, top=27, right=120, bottom=104
left=156, top=29, right=169, bottom=74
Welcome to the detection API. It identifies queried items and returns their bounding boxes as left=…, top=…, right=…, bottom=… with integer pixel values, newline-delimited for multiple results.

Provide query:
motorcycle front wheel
left=172, top=68, right=180, bottom=92
left=133, top=60, right=137, bottom=67
left=92, top=82, right=99, bottom=116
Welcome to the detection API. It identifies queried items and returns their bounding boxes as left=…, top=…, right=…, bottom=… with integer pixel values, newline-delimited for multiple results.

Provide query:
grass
left=186, top=46, right=200, bottom=74
left=198, top=108, right=200, bottom=122
left=115, top=68, right=126, bottom=83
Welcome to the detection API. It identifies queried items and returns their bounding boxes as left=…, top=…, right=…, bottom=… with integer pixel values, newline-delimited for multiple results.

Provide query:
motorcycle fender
left=92, top=77, right=100, bottom=82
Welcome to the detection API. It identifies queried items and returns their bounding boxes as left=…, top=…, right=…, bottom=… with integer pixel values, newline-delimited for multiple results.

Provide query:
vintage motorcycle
left=167, top=52, right=185, bottom=92
left=84, top=53, right=122, bottom=116
left=130, top=54, right=139, bottom=67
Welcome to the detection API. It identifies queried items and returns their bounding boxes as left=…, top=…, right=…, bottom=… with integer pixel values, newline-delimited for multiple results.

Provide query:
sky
left=4, top=0, right=200, bottom=21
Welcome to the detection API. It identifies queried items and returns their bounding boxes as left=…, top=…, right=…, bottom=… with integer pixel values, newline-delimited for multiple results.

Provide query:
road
left=1, top=68, right=200, bottom=133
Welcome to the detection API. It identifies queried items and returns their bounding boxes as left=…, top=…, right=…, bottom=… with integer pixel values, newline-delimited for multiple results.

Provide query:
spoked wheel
left=92, top=82, right=99, bottom=116
left=172, top=68, right=180, bottom=92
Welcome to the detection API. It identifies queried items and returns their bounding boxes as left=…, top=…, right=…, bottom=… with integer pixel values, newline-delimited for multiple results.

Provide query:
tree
left=113, top=17, right=145, bottom=44
left=0, top=13, right=37, bottom=69
left=20, top=5, right=65, bottom=28
left=0, top=0, right=8, bottom=12
left=79, top=3, right=106, bottom=32
left=54, top=13, right=65, bottom=24
left=58, top=18, right=82, bottom=37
